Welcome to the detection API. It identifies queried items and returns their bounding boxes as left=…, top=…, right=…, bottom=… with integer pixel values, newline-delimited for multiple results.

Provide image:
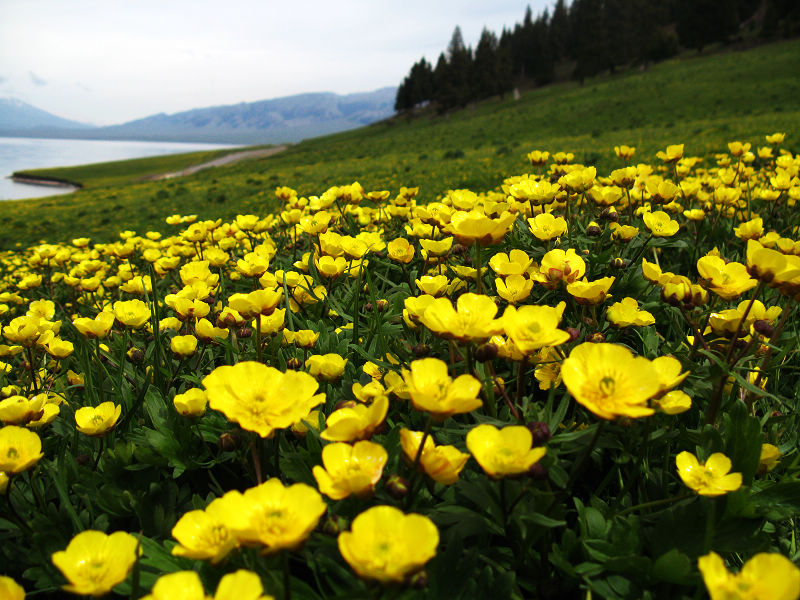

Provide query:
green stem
left=405, top=414, right=433, bottom=510
left=615, top=493, right=693, bottom=518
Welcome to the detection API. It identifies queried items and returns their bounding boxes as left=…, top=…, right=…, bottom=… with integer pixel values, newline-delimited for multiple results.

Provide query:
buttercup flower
left=0, top=576, right=24, bottom=600
left=419, top=293, right=504, bottom=343
left=173, top=388, right=208, bottom=418
left=338, top=505, right=439, bottom=583
left=643, top=211, right=680, bottom=237
left=402, top=358, right=482, bottom=420
left=170, top=334, right=198, bottom=357
left=675, top=451, right=742, bottom=496
left=566, top=276, right=615, bottom=305
left=321, top=395, right=389, bottom=442
left=696, top=256, right=757, bottom=300
left=313, top=440, right=388, bottom=500
left=699, top=551, right=800, bottom=600
left=758, top=443, right=781, bottom=473
left=0, top=425, right=43, bottom=474
left=51, top=530, right=140, bottom=596
left=171, top=496, right=238, bottom=563
left=219, top=478, right=326, bottom=553
left=528, top=213, right=568, bottom=241
left=501, top=304, right=570, bottom=355
left=75, top=402, right=121, bottom=437
left=561, top=343, right=660, bottom=419
left=400, top=429, right=469, bottom=485
left=305, top=353, right=348, bottom=381
left=113, top=299, right=151, bottom=329
left=466, top=424, right=547, bottom=478
left=142, top=569, right=273, bottom=600
left=606, top=297, right=655, bottom=328
left=495, top=274, right=534, bottom=304
left=203, top=362, right=324, bottom=437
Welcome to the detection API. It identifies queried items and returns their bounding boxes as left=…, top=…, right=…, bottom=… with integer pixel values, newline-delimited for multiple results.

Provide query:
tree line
left=395, top=0, right=800, bottom=113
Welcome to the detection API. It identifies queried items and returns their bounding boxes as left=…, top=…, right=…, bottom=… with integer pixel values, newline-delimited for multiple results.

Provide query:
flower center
left=599, top=377, right=616, bottom=397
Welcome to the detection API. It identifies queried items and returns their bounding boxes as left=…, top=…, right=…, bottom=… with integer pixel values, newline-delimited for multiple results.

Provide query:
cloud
left=0, top=75, right=6, bottom=84
left=29, top=71, right=47, bottom=86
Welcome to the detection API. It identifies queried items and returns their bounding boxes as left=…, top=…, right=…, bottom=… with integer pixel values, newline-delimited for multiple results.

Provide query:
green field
left=4, top=39, right=799, bottom=249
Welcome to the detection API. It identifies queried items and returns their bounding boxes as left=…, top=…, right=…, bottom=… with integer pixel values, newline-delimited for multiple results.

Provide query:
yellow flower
left=614, top=145, right=636, bottom=160
left=338, top=505, right=438, bottom=583
left=561, top=343, right=660, bottom=420
left=696, top=256, right=757, bottom=300
left=75, top=402, right=121, bottom=437
left=656, top=143, right=684, bottom=163
left=165, top=295, right=211, bottom=320
left=402, top=358, right=482, bottom=420
left=734, top=217, right=764, bottom=241
left=419, top=293, right=503, bottom=343
left=195, top=318, right=229, bottom=342
left=488, top=249, right=532, bottom=277
left=566, top=276, right=615, bottom=305
left=0, top=395, right=44, bottom=426
left=495, top=275, right=534, bottom=304
left=766, top=132, right=786, bottom=145
left=321, top=396, right=388, bottom=442
left=51, top=530, right=140, bottom=596
left=508, top=179, right=561, bottom=205
left=699, top=551, right=800, bottom=600
left=643, top=211, right=680, bottom=237
left=758, top=443, right=781, bottom=473
left=528, top=213, right=568, bottom=241
left=228, top=289, right=283, bottom=319
left=387, top=237, right=415, bottom=264
left=171, top=496, right=238, bottom=563
left=466, top=424, right=547, bottom=478
left=219, top=478, right=326, bottom=553
left=0, top=471, right=7, bottom=494
left=253, top=309, right=285, bottom=335
left=0, top=576, right=24, bottom=600
left=142, top=569, right=273, bottom=600
left=400, top=429, right=469, bottom=485
left=675, top=451, right=742, bottom=496
left=606, top=297, right=655, bottom=327
left=173, top=388, right=208, bottom=418
left=445, top=210, right=516, bottom=246
left=533, top=248, right=586, bottom=288
left=653, top=390, right=692, bottom=414
left=170, top=334, right=198, bottom=357
left=500, top=303, right=571, bottom=356
left=2, top=316, right=41, bottom=346
left=313, top=440, right=388, bottom=500
left=415, top=274, right=449, bottom=297
left=203, top=362, right=325, bottom=438
left=112, top=299, right=151, bottom=329
left=0, top=425, right=43, bottom=474
left=305, top=353, right=348, bottom=381
left=526, top=150, right=550, bottom=166
left=610, top=222, right=639, bottom=242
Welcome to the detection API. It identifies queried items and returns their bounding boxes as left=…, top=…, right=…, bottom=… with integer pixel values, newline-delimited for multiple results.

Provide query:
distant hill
left=0, top=88, right=397, bottom=144
left=0, top=98, right=93, bottom=131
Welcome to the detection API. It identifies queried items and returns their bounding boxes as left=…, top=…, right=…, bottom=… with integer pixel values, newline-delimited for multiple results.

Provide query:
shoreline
left=9, top=173, right=82, bottom=190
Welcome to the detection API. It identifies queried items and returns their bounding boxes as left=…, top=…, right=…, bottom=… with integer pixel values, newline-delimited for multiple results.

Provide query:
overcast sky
left=0, top=0, right=551, bottom=126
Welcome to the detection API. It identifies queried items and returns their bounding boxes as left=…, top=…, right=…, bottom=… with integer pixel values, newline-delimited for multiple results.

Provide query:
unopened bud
left=376, top=299, right=390, bottom=312
left=408, top=570, right=429, bottom=589
left=566, top=327, right=581, bottom=342
left=126, top=347, right=145, bottom=364
left=475, top=343, right=498, bottom=362
left=286, top=357, right=303, bottom=370
left=322, top=515, right=348, bottom=536
left=529, top=463, right=549, bottom=481
left=412, top=343, right=430, bottom=357
left=386, top=474, right=410, bottom=499
left=586, top=332, right=605, bottom=343
left=217, top=432, right=240, bottom=452
left=753, top=320, right=775, bottom=337
left=612, top=257, right=629, bottom=269
left=237, top=327, right=252, bottom=338
left=526, top=421, right=552, bottom=446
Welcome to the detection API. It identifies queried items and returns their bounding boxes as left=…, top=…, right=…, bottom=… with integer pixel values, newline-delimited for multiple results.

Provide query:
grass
left=2, top=38, right=798, bottom=250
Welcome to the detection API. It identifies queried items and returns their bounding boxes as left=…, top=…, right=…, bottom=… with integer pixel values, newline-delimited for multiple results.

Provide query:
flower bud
left=322, top=515, right=348, bottom=536
left=529, top=463, right=549, bottom=481
left=586, top=221, right=602, bottom=236
left=376, top=299, right=390, bottom=312
left=386, top=474, right=410, bottom=499
left=585, top=332, right=605, bottom=343
left=753, top=320, right=775, bottom=337
left=526, top=421, right=552, bottom=446
left=408, top=570, right=429, bottom=589
left=217, top=432, right=241, bottom=452
left=566, top=327, right=581, bottom=342
left=237, top=327, right=253, bottom=338
left=475, top=343, right=498, bottom=362
left=286, top=357, right=303, bottom=370
left=612, top=257, right=629, bottom=269
left=126, top=347, right=145, bottom=364
left=412, top=343, right=430, bottom=357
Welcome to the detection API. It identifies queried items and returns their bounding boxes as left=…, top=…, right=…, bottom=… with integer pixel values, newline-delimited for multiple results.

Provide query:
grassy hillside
left=3, top=39, right=799, bottom=249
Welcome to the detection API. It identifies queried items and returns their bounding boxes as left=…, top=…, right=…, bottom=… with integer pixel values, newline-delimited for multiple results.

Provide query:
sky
left=0, top=0, right=551, bottom=126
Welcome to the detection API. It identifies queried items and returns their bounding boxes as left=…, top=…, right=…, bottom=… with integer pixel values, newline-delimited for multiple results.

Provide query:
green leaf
left=651, top=548, right=691, bottom=584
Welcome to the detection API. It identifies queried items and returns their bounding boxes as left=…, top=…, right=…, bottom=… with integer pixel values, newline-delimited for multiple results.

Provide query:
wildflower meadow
left=1, top=136, right=799, bottom=599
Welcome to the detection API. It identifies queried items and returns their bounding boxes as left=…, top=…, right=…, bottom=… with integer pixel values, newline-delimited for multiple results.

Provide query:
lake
left=0, top=136, right=238, bottom=201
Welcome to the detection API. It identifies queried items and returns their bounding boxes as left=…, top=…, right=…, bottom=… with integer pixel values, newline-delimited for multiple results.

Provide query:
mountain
left=0, top=88, right=397, bottom=144
left=0, top=98, right=93, bottom=131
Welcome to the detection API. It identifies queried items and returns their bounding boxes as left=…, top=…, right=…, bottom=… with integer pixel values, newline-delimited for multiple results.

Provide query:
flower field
left=1, top=135, right=800, bottom=599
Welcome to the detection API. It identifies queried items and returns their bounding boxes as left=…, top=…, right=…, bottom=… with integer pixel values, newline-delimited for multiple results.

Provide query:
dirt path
left=150, top=145, right=289, bottom=180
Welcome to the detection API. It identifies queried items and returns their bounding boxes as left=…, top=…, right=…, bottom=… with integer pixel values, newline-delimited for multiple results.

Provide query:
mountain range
left=0, top=87, right=397, bottom=144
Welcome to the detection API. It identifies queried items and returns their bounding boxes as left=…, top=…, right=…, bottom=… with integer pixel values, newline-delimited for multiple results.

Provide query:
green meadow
left=5, top=39, right=799, bottom=249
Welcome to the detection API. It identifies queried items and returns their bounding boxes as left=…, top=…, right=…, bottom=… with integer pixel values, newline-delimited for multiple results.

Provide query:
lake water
left=0, top=136, right=238, bottom=201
